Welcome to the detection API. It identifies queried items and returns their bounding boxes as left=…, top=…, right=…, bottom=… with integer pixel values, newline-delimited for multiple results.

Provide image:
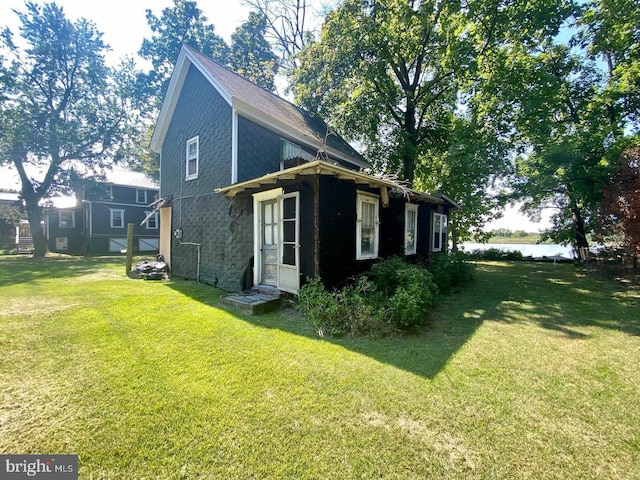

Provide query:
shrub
left=297, top=277, right=340, bottom=335
left=469, top=248, right=523, bottom=261
left=371, top=258, right=438, bottom=328
left=298, top=276, right=389, bottom=336
left=298, top=257, right=443, bottom=336
left=426, top=251, right=475, bottom=294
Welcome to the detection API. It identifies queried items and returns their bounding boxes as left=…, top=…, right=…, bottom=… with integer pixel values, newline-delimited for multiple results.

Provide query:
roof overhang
left=215, top=160, right=455, bottom=208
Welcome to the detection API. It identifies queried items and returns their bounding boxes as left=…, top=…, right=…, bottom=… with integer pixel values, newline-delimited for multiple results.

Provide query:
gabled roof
left=151, top=45, right=368, bottom=169
left=215, top=160, right=459, bottom=210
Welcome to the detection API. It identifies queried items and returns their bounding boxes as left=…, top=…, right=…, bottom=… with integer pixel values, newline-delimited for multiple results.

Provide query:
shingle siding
left=160, top=64, right=253, bottom=291
left=237, top=117, right=282, bottom=182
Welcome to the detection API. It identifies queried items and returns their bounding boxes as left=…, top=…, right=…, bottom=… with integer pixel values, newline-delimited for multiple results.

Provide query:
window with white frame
left=356, top=191, right=379, bottom=260
left=110, top=209, right=125, bottom=228
left=136, top=189, right=147, bottom=204
left=58, top=210, right=75, bottom=228
left=432, top=212, right=447, bottom=252
left=186, top=136, right=199, bottom=180
left=145, top=211, right=159, bottom=230
left=405, top=203, right=418, bottom=255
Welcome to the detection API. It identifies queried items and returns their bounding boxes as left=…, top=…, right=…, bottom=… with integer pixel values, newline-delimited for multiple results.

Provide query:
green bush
left=298, top=276, right=389, bottom=337
left=298, top=257, right=446, bottom=336
left=427, top=251, right=475, bottom=294
left=468, top=248, right=523, bottom=261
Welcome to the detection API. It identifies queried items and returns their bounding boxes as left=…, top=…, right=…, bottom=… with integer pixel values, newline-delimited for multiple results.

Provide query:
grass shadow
left=166, top=260, right=640, bottom=379
left=165, top=278, right=484, bottom=379
left=4, top=254, right=636, bottom=380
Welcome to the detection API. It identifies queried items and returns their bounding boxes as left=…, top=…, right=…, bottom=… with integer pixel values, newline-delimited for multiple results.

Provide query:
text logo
left=1, top=455, right=78, bottom=479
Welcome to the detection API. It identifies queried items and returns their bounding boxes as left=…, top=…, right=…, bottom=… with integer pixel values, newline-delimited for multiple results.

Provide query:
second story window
left=136, top=189, right=147, bottom=204
left=186, top=136, right=199, bottom=180
left=110, top=209, right=125, bottom=229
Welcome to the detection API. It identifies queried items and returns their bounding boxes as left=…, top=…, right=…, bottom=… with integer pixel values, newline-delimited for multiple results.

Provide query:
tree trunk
left=23, top=194, right=48, bottom=258
left=570, top=202, right=589, bottom=252
left=403, top=153, right=416, bottom=187
left=402, top=105, right=418, bottom=187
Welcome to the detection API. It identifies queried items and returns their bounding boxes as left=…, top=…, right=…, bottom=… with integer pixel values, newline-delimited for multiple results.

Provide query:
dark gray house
left=45, top=169, right=160, bottom=255
left=151, top=45, right=458, bottom=293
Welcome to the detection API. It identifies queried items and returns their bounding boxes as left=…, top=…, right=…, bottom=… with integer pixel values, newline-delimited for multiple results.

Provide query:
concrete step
left=220, top=289, right=283, bottom=315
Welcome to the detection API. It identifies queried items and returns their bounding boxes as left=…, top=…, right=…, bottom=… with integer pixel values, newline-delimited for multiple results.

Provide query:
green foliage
left=426, top=252, right=476, bottom=294
left=298, top=276, right=386, bottom=336
left=492, top=228, right=514, bottom=237
left=292, top=0, right=464, bottom=186
left=298, top=256, right=474, bottom=336
left=139, top=1, right=279, bottom=111
left=467, top=248, right=524, bottom=261
left=139, top=0, right=229, bottom=108
left=0, top=2, right=133, bottom=257
left=229, top=12, right=278, bottom=91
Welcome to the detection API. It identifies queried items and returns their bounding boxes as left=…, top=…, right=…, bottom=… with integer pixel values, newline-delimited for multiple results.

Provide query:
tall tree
left=600, top=142, right=640, bottom=256
left=139, top=0, right=229, bottom=109
left=0, top=2, right=132, bottom=257
left=417, top=117, right=513, bottom=246
left=293, top=0, right=470, bottom=187
left=475, top=0, right=639, bottom=250
left=241, top=0, right=316, bottom=70
left=478, top=42, right=615, bottom=250
left=229, top=12, right=278, bottom=91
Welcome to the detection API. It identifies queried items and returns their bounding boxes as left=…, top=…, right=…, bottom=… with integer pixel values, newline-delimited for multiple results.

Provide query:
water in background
left=461, top=242, right=576, bottom=259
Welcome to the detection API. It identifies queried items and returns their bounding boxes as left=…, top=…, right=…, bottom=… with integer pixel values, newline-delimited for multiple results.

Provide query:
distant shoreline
left=480, top=235, right=551, bottom=245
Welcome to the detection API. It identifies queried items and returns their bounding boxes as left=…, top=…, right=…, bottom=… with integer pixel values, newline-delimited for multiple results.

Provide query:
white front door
left=253, top=189, right=300, bottom=294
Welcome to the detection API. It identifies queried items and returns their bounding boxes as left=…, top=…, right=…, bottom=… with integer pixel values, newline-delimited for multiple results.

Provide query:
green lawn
left=1, top=255, right=639, bottom=479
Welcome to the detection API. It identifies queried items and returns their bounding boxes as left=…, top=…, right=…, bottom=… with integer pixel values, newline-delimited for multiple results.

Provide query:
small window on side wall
left=432, top=212, right=447, bottom=252
left=58, top=210, right=75, bottom=228
left=356, top=191, right=379, bottom=260
left=405, top=203, right=418, bottom=255
left=186, top=136, right=199, bottom=180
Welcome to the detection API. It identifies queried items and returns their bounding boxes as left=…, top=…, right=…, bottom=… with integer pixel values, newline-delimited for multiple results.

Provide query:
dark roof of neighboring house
left=151, top=45, right=368, bottom=169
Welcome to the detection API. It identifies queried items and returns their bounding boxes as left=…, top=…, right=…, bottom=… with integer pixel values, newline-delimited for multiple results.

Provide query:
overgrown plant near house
left=298, top=255, right=474, bottom=336
left=425, top=251, right=476, bottom=294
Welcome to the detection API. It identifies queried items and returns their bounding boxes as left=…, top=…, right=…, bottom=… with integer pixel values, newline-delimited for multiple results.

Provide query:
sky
left=0, top=0, right=551, bottom=232
left=0, top=0, right=251, bottom=62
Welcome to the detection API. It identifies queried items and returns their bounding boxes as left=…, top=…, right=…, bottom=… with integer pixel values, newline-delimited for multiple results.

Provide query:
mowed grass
left=0, top=255, right=639, bottom=479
